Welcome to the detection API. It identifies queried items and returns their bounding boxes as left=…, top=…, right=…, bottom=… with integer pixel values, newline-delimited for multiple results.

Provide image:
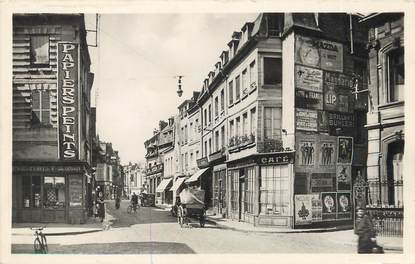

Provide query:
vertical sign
left=57, top=42, right=79, bottom=160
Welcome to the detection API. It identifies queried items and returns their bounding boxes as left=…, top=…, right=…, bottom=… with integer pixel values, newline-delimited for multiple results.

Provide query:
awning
left=156, top=178, right=172, bottom=192
left=185, top=168, right=209, bottom=184
left=170, top=177, right=186, bottom=192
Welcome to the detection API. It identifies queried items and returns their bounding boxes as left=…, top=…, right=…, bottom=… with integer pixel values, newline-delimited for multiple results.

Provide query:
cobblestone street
left=12, top=200, right=392, bottom=254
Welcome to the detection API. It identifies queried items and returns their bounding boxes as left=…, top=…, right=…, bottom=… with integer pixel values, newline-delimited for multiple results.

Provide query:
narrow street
left=12, top=200, right=365, bottom=254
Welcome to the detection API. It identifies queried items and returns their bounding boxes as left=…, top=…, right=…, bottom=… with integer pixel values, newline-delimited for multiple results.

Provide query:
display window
left=22, top=175, right=41, bottom=208
left=259, top=165, right=289, bottom=216
left=43, top=176, right=66, bottom=208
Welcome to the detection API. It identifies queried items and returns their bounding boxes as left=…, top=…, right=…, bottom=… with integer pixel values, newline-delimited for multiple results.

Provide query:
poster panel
left=319, top=141, right=336, bottom=166
left=338, top=137, right=353, bottom=164
left=295, top=89, right=323, bottom=110
left=322, top=192, right=337, bottom=220
left=336, top=164, right=351, bottom=191
left=319, top=41, right=343, bottom=72
left=323, top=85, right=351, bottom=112
left=311, top=194, right=323, bottom=222
left=295, top=195, right=313, bottom=225
left=295, top=65, right=323, bottom=92
left=296, top=108, right=318, bottom=132
left=337, top=192, right=352, bottom=219
left=317, top=111, right=329, bottom=132
left=57, top=42, right=80, bottom=160
left=69, top=176, right=83, bottom=207
left=298, top=139, right=317, bottom=166
left=311, top=173, right=335, bottom=192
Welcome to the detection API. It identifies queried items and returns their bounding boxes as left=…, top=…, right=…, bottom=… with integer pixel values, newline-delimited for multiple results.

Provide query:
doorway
left=238, top=169, right=246, bottom=222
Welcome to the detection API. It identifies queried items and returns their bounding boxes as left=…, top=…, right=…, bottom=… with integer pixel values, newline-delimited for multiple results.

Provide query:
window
left=189, top=122, right=193, bottom=141
left=208, top=104, right=212, bottom=124
left=236, top=117, right=241, bottom=137
left=242, top=69, right=248, bottom=96
left=264, top=107, right=281, bottom=140
left=263, top=57, right=282, bottom=85
left=230, top=170, right=239, bottom=213
left=209, top=138, right=212, bottom=154
left=196, top=150, right=199, bottom=160
left=214, top=96, right=219, bottom=117
left=249, top=60, right=256, bottom=86
left=228, top=80, right=234, bottom=105
left=235, top=75, right=241, bottom=101
left=215, top=130, right=220, bottom=152
left=204, top=141, right=208, bottom=157
left=181, top=127, right=185, bottom=145
left=250, top=107, right=257, bottom=137
left=181, top=154, right=184, bottom=170
left=220, top=89, right=225, bottom=112
left=31, top=90, right=51, bottom=125
left=245, top=167, right=255, bottom=214
left=185, top=125, right=188, bottom=143
left=260, top=165, right=289, bottom=215
left=22, top=176, right=41, bottom=208
left=221, top=126, right=225, bottom=148
left=43, top=176, right=66, bottom=208
left=185, top=153, right=188, bottom=170
left=242, top=113, right=248, bottom=136
left=229, top=120, right=235, bottom=139
left=388, top=48, right=404, bottom=102
left=30, top=35, right=50, bottom=65
left=204, top=109, right=207, bottom=127
left=190, top=152, right=193, bottom=168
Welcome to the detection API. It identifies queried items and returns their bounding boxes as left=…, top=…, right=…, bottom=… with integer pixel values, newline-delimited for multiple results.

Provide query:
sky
left=84, top=13, right=258, bottom=165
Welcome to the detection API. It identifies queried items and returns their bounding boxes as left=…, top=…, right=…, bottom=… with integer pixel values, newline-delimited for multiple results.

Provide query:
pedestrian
left=97, top=190, right=106, bottom=223
left=355, top=207, right=383, bottom=253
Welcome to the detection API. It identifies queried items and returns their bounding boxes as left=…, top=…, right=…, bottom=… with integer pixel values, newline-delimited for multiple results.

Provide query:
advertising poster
left=336, top=164, right=351, bottom=191
left=337, top=192, right=352, bottom=219
left=311, top=173, right=335, bottom=192
left=296, top=108, right=318, bottom=132
left=57, top=42, right=80, bottom=160
left=295, top=89, right=323, bottom=110
left=317, top=111, right=329, bottom=132
left=338, top=137, right=353, bottom=164
left=323, top=84, right=351, bottom=113
left=311, top=194, right=323, bottom=222
left=322, top=192, right=337, bottom=220
left=295, top=195, right=313, bottom=225
left=319, top=141, right=336, bottom=166
left=298, top=140, right=316, bottom=166
left=69, top=177, right=83, bottom=207
left=327, top=112, right=355, bottom=136
left=295, top=65, right=323, bottom=92
left=295, top=35, right=343, bottom=72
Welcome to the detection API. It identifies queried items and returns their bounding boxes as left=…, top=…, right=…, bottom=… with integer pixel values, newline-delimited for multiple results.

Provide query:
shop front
left=12, top=162, right=89, bottom=224
left=226, top=151, right=295, bottom=227
left=155, top=177, right=173, bottom=205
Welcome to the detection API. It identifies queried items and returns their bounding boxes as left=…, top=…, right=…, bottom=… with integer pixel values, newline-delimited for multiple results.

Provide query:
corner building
left=12, top=14, right=95, bottom=224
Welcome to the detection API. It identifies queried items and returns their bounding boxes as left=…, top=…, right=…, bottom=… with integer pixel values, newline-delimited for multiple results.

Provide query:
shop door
left=239, top=178, right=245, bottom=222
left=218, top=180, right=222, bottom=214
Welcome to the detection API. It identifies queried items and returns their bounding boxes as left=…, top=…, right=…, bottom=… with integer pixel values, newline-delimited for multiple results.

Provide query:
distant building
left=12, top=14, right=95, bottom=224
left=123, top=163, right=145, bottom=198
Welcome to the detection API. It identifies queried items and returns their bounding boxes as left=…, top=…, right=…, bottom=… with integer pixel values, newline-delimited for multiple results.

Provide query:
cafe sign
left=57, top=42, right=80, bottom=160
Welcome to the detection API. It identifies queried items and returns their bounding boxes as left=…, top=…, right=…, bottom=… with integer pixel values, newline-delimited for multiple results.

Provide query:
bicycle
left=31, top=227, right=48, bottom=254
left=127, top=203, right=139, bottom=214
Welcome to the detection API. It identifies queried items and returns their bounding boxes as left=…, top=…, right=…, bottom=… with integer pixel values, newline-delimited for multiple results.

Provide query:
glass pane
left=264, top=57, right=282, bottom=85
left=32, top=176, right=41, bottom=208
left=22, top=177, right=31, bottom=208
left=44, top=176, right=65, bottom=208
left=30, top=35, right=50, bottom=64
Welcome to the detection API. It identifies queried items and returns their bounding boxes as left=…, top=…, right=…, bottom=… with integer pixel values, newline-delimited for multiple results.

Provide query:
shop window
left=228, top=80, right=234, bottom=105
left=263, top=57, right=282, bottom=86
left=388, top=48, right=404, bottom=102
left=22, top=176, right=41, bottom=208
left=235, top=75, right=241, bottom=101
left=43, top=177, right=66, bottom=208
left=30, top=35, right=50, bottom=65
left=259, top=165, right=289, bottom=215
left=230, top=170, right=239, bottom=213
left=249, top=60, right=256, bottom=87
left=31, top=89, right=51, bottom=126
left=245, top=167, right=255, bottom=214
left=263, top=107, right=281, bottom=140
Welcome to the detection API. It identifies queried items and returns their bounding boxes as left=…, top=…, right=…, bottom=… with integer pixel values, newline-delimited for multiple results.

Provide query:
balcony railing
left=228, top=134, right=256, bottom=153
left=257, top=138, right=284, bottom=153
left=146, top=164, right=163, bottom=175
left=209, top=147, right=226, bottom=162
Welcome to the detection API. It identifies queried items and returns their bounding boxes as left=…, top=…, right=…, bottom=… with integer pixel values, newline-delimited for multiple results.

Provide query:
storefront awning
left=185, top=168, right=209, bottom=184
left=170, top=177, right=186, bottom=192
left=156, top=178, right=172, bottom=192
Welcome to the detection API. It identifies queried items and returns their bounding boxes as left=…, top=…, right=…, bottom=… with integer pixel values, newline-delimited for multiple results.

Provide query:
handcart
left=178, top=188, right=206, bottom=228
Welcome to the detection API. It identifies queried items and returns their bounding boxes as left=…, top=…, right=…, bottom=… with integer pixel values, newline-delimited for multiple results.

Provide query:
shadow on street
left=12, top=241, right=196, bottom=254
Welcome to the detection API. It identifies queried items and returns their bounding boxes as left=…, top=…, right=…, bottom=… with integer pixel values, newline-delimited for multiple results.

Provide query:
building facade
left=123, top=162, right=145, bottom=198
left=12, top=14, right=95, bottom=224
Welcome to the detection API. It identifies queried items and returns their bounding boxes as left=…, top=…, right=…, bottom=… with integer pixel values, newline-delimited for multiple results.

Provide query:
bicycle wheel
left=41, top=234, right=48, bottom=253
left=127, top=205, right=132, bottom=214
left=33, top=237, right=42, bottom=253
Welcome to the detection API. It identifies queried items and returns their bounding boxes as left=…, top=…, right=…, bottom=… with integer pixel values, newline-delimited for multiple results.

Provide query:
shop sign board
left=327, top=112, right=354, bottom=129
left=13, top=165, right=83, bottom=173
left=295, top=89, right=323, bottom=110
left=57, top=42, right=80, bottom=160
left=338, top=137, right=353, bottom=164
left=323, top=85, right=351, bottom=113
left=295, top=65, right=323, bottom=92
left=336, top=164, right=351, bottom=191
left=296, top=35, right=343, bottom=72
left=311, top=173, right=335, bottom=192
left=295, top=195, right=313, bottom=225
left=296, top=108, right=318, bottom=132
left=337, top=192, right=352, bottom=219
left=322, top=192, right=337, bottom=220
left=311, top=194, right=323, bottom=222
left=257, top=152, right=295, bottom=165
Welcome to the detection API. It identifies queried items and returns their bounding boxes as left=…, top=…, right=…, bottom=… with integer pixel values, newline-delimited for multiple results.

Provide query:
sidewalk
left=12, top=203, right=118, bottom=237
left=205, top=214, right=403, bottom=252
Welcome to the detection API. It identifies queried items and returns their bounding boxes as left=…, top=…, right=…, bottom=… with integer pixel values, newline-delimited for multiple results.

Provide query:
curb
left=206, top=217, right=353, bottom=234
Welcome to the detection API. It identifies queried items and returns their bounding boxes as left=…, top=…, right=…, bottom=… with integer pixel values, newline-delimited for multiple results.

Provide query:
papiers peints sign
left=57, top=42, right=80, bottom=160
